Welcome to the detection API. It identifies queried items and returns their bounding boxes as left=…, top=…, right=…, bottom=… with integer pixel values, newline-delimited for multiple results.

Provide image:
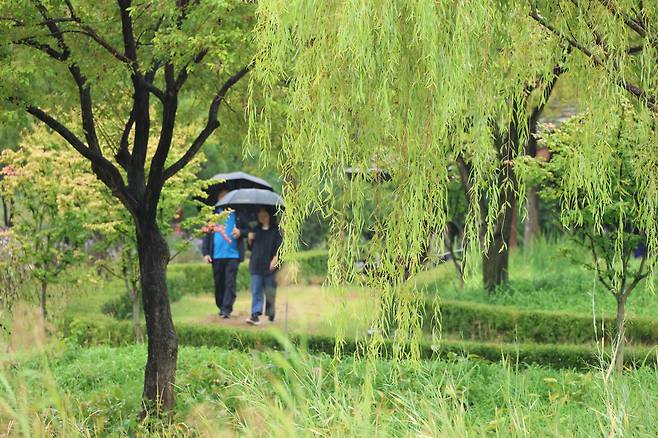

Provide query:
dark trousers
left=212, top=258, right=239, bottom=315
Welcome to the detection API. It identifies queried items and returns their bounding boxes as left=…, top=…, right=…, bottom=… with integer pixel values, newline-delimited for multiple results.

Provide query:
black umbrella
left=202, top=171, right=274, bottom=206
left=215, top=188, right=285, bottom=212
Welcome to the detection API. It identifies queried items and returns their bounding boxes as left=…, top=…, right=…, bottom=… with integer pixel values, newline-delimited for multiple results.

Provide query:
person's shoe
left=221, top=313, right=230, bottom=319
left=268, top=315, right=275, bottom=323
left=246, top=314, right=260, bottom=325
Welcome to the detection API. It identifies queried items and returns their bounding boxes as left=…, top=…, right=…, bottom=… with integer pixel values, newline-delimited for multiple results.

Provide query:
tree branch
left=584, top=232, right=614, bottom=291
left=117, top=0, right=138, bottom=63
left=597, top=0, right=646, bottom=38
left=15, top=37, right=67, bottom=60
left=624, top=252, right=648, bottom=298
left=529, top=8, right=657, bottom=112
left=116, top=110, right=135, bottom=170
left=163, top=63, right=252, bottom=180
left=31, top=0, right=69, bottom=58
left=174, top=49, right=209, bottom=91
left=23, top=105, right=135, bottom=213
left=77, top=25, right=133, bottom=64
left=144, top=64, right=178, bottom=214
left=24, top=2, right=103, bottom=156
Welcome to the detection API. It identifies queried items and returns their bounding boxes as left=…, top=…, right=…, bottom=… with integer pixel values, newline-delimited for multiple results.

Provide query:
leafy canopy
left=251, top=1, right=657, bottom=356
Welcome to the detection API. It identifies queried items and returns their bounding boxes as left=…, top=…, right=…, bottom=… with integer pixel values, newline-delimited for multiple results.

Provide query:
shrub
left=100, top=251, right=329, bottom=320
left=167, top=250, right=329, bottom=297
left=100, top=292, right=135, bottom=320
left=288, top=249, right=329, bottom=279
left=167, top=263, right=251, bottom=297
left=65, top=318, right=658, bottom=370
left=425, top=299, right=658, bottom=345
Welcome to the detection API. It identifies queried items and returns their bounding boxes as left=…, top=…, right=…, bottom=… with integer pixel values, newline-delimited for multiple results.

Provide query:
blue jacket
left=201, top=212, right=250, bottom=262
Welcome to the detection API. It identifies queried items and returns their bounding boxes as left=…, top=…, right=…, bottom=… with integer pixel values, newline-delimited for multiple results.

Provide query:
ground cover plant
left=3, top=341, right=658, bottom=437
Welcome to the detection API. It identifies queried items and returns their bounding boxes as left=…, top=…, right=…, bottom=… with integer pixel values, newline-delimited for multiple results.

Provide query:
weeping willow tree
left=251, top=1, right=657, bottom=360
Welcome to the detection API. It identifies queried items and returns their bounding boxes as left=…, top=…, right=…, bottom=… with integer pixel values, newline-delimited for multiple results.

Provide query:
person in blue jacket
left=202, top=190, right=250, bottom=318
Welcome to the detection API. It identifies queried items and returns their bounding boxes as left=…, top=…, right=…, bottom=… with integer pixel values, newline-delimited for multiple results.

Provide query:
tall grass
left=2, top=337, right=658, bottom=437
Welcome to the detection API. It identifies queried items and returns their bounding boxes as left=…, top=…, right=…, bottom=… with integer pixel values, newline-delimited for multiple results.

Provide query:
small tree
left=0, top=228, right=29, bottom=322
left=1, top=1, right=253, bottom=410
left=542, top=108, right=654, bottom=372
left=0, top=127, right=98, bottom=319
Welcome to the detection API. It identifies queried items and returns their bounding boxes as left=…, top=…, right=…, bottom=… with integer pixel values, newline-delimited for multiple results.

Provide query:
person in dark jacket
left=245, top=208, right=282, bottom=325
left=202, top=189, right=250, bottom=318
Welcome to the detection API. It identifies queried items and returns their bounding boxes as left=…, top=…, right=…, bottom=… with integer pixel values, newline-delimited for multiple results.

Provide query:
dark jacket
left=248, top=226, right=283, bottom=275
left=202, top=211, right=250, bottom=262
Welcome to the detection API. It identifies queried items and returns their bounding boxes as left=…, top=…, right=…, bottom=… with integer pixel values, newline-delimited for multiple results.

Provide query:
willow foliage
left=250, top=1, right=657, bottom=357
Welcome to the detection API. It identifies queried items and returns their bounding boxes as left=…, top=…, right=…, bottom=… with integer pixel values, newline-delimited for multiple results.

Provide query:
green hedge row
left=167, top=250, right=328, bottom=297
left=102, top=251, right=329, bottom=319
left=167, top=262, right=251, bottom=298
left=65, top=318, right=658, bottom=370
left=426, top=299, right=658, bottom=346
left=287, top=249, right=329, bottom=279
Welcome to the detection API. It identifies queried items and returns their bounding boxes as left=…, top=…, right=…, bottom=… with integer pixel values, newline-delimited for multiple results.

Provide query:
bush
left=425, top=299, right=658, bottom=345
left=100, top=250, right=328, bottom=320
left=65, top=318, right=658, bottom=370
left=289, top=249, right=329, bottom=279
left=167, top=262, right=251, bottom=297
left=100, top=292, right=135, bottom=320
left=167, top=250, right=329, bottom=298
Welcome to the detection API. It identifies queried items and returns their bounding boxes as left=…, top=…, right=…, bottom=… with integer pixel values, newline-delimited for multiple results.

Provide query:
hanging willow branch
left=250, top=0, right=658, bottom=359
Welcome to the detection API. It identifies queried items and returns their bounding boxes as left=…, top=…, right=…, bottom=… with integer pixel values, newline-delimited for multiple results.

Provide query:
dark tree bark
left=481, top=124, right=518, bottom=294
left=136, top=218, right=176, bottom=409
left=1, top=196, right=12, bottom=227
left=613, top=293, right=627, bottom=372
left=524, top=187, right=541, bottom=245
left=509, top=208, right=518, bottom=250
left=522, top=77, right=556, bottom=247
left=456, top=70, right=561, bottom=293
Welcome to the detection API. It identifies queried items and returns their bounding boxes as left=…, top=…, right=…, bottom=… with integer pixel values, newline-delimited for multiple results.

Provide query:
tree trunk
left=483, top=233, right=510, bottom=293
left=39, top=280, right=48, bottom=320
left=524, top=187, right=540, bottom=246
left=136, top=219, right=177, bottom=411
left=482, top=177, right=516, bottom=293
left=1, top=196, right=11, bottom=227
left=613, top=294, right=627, bottom=373
left=509, top=208, right=518, bottom=250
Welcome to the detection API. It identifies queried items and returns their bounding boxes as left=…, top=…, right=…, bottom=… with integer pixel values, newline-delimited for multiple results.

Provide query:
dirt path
left=185, top=285, right=371, bottom=335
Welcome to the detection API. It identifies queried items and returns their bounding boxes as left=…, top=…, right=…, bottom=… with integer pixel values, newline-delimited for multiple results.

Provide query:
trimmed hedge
left=288, top=249, right=329, bottom=279
left=65, top=318, right=658, bottom=370
left=167, top=262, right=251, bottom=298
left=167, top=250, right=329, bottom=297
left=425, top=299, right=658, bottom=346
left=101, top=250, right=329, bottom=320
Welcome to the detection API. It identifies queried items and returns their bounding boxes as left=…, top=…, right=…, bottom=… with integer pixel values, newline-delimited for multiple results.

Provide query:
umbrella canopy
left=202, top=171, right=274, bottom=206
left=215, top=188, right=285, bottom=212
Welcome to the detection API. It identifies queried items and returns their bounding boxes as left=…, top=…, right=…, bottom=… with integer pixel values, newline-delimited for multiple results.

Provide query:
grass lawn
left=417, top=240, right=658, bottom=318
